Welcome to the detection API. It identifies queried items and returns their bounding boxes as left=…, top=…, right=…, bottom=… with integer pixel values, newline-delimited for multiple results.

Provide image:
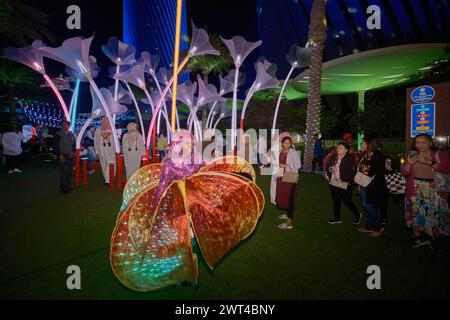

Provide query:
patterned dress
left=402, top=151, right=450, bottom=237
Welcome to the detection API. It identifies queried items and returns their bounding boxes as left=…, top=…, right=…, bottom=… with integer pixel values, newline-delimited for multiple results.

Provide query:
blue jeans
left=360, top=187, right=379, bottom=228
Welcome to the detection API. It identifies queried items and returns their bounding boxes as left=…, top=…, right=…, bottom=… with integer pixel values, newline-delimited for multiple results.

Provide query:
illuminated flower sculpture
left=205, top=74, right=234, bottom=129
left=176, top=81, right=197, bottom=132
left=114, top=60, right=151, bottom=142
left=221, top=36, right=262, bottom=151
left=101, top=37, right=136, bottom=126
left=65, top=55, right=100, bottom=130
left=142, top=52, right=173, bottom=141
left=75, top=87, right=127, bottom=150
left=146, top=22, right=220, bottom=160
left=111, top=131, right=264, bottom=292
left=102, top=36, right=136, bottom=67
left=212, top=101, right=232, bottom=131
left=188, top=75, right=226, bottom=139
left=37, top=36, right=121, bottom=154
left=141, top=90, right=172, bottom=137
left=240, top=60, right=280, bottom=131
left=3, top=40, right=70, bottom=121
left=272, top=45, right=310, bottom=131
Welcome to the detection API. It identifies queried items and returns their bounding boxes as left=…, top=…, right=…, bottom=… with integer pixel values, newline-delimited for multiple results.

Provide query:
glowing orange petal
left=200, top=156, right=256, bottom=182
left=120, top=163, right=163, bottom=213
left=110, top=182, right=197, bottom=291
left=185, top=172, right=264, bottom=268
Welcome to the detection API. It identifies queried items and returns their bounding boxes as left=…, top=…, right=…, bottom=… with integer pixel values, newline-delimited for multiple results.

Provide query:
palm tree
left=0, top=59, right=38, bottom=115
left=0, top=0, right=55, bottom=46
left=303, top=0, right=327, bottom=172
left=187, top=33, right=233, bottom=84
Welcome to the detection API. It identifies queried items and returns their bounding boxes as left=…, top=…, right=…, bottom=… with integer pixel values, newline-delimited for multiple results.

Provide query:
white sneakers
left=8, top=168, right=22, bottom=174
left=278, top=222, right=293, bottom=230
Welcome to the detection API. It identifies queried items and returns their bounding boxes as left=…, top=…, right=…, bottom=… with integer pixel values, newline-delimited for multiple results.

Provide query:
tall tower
left=123, top=0, right=189, bottom=82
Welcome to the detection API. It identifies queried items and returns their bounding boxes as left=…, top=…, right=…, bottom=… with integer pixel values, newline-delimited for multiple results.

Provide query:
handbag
left=282, top=170, right=299, bottom=183
left=354, top=156, right=375, bottom=187
left=329, top=178, right=349, bottom=190
left=432, top=152, right=450, bottom=193
left=354, top=172, right=375, bottom=187
left=385, top=171, right=406, bottom=194
left=275, top=167, right=284, bottom=178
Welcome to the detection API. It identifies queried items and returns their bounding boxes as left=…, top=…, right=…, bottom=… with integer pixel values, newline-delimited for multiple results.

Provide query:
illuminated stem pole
left=239, top=85, right=255, bottom=131
left=43, top=74, right=70, bottom=121
left=113, top=64, right=120, bottom=125
left=206, top=101, right=219, bottom=128
left=70, top=78, right=81, bottom=132
left=272, top=66, right=295, bottom=132
left=357, top=90, right=365, bottom=152
left=213, top=116, right=223, bottom=131
left=170, top=0, right=183, bottom=134
left=76, top=118, right=93, bottom=149
left=151, top=74, right=173, bottom=142
left=188, top=107, right=202, bottom=141
left=208, top=112, right=217, bottom=129
left=231, top=67, right=240, bottom=152
left=88, top=78, right=120, bottom=153
left=145, top=56, right=190, bottom=153
left=68, top=82, right=76, bottom=116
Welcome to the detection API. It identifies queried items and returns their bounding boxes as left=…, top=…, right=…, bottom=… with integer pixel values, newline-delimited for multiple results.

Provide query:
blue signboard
left=411, top=85, right=435, bottom=103
left=411, top=103, right=435, bottom=137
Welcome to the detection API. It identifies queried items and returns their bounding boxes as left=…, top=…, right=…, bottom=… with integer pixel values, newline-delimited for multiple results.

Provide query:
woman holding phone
left=401, top=133, right=450, bottom=248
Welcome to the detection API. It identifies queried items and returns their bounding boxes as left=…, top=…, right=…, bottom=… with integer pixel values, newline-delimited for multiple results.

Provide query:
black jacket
left=366, top=150, right=389, bottom=204
left=326, top=153, right=357, bottom=183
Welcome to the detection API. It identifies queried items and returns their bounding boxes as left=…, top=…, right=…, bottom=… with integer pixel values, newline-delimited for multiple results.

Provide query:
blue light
left=71, top=79, right=81, bottom=132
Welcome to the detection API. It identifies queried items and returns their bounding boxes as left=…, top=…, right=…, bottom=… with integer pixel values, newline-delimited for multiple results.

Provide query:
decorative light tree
left=113, top=60, right=152, bottom=144
left=271, top=45, right=310, bottom=132
left=175, top=80, right=198, bottom=138
left=3, top=40, right=70, bottom=121
left=205, top=73, right=234, bottom=128
left=239, top=60, right=280, bottom=131
left=65, top=55, right=100, bottom=131
left=37, top=36, right=121, bottom=151
left=145, top=22, right=220, bottom=162
left=220, top=36, right=262, bottom=153
left=212, top=101, right=232, bottom=131
left=188, top=74, right=226, bottom=140
left=141, top=52, right=173, bottom=142
left=101, top=36, right=136, bottom=124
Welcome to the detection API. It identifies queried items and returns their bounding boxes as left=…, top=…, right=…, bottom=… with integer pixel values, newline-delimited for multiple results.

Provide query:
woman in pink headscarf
left=152, top=130, right=204, bottom=207
left=94, top=116, right=116, bottom=183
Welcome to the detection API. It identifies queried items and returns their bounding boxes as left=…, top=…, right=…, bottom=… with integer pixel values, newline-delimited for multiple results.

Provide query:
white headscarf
left=125, top=122, right=139, bottom=145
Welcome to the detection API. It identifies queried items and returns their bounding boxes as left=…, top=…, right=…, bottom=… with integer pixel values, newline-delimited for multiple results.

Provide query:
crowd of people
left=271, top=131, right=450, bottom=250
left=51, top=117, right=168, bottom=193
left=2, top=120, right=449, bottom=249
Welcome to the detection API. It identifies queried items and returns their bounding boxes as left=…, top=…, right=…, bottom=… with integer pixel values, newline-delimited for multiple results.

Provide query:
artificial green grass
left=0, top=157, right=449, bottom=299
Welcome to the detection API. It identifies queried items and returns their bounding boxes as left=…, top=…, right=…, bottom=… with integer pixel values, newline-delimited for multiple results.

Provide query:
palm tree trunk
left=304, top=0, right=327, bottom=172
